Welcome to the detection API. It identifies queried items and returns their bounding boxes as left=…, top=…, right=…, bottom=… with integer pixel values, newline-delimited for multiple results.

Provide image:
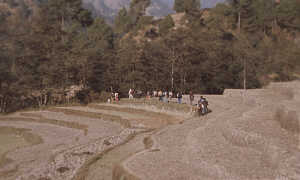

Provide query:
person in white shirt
left=129, top=89, right=134, bottom=99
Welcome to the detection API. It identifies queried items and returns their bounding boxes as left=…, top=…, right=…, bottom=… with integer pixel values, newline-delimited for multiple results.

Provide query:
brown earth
left=0, top=99, right=189, bottom=180
left=0, top=81, right=299, bottom=180
left=120, top=81, right=300, bottom=180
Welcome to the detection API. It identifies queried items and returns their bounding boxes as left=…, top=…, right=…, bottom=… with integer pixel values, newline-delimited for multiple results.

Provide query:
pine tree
left=114, top=8, right=132, bottom=35
left=252, top=0, right=274, bottom=35
left=129, top=0, right=151, bottom=26
left=275, top=0, right=300, bottom=30
left=158, top=15, right=175, bottom=35
left=174, top=0, right=200, bottom=13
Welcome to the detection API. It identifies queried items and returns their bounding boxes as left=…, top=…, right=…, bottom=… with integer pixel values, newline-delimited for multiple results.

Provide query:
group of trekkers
left=149, top=89, right=210, bottom=116
left=110, top=88, right=209, bottom=116
left=108, top=92, right=119, bottom=103
left=152, top=90, right=183, bottom=104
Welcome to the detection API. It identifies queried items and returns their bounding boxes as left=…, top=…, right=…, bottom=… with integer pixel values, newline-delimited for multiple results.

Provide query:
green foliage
left=174, top=0, right=201, bottom=13
left=1, top=0, right=300, bottom=112
left=275, top=0, right=300, bottom=30
left=114, top=8, right=132, bottom=34
left=136, top=16, right=154, bottom=30
left=158, top=15, right=175, bottom=35
left=129, top=0, right=151, bottom=26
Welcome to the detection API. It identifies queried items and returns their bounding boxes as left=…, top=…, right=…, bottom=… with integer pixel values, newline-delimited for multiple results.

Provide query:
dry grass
left=0, top=126, right=43, bottom=173
left=88, top=104, right=182, bottom=129
left=118, top=98, right=191, bottom=114
left=273, top=88, right=295, bottom=100
left=143, top=137, right=153, bottom=150
left=89, top=104, right=176, bottom=119
left=113, top=163, right=141, bottom=180
left=14, top=103, right=82, bottom=114
left=48, top=108, right=131, bottom=128
left=274, top=108, right=299, bottom=134
left=0, top=126, right=43, bottom=147
left=0, top=152, right=13, bottom=169
left=0, top=165, right=18, bottom=180
left=73, top=134, right=137, bottom=180
left=0, top=115, right=88, bottom=134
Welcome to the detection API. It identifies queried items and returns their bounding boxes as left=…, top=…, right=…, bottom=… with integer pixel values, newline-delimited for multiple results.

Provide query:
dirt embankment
left=0, top=99, right=188, bottom=180
left=119, top=81, right=300, bottom=180
left=71, top=102, right=189, bottom=180
left=1, top=81, right=299, bottom=180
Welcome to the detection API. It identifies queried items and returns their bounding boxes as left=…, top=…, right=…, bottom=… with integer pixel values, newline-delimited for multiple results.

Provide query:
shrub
left=76, top=89, right=91, bottom=105
left=98, top=91, right=112, bottom=102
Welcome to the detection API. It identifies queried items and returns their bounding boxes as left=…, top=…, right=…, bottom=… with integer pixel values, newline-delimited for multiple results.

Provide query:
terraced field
left=0, top=99, right=190, bottom=180
left=0, top=81, right=299, bottom=180
left=121, top=81, right=300, bottom=180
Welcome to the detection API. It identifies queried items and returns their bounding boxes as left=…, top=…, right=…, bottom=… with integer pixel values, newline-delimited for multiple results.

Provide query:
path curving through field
left=119, top=82, right=300, bottom=180
left=0, top=100, right=190, bottom=180
left=1, top=81, right=299, bottom=180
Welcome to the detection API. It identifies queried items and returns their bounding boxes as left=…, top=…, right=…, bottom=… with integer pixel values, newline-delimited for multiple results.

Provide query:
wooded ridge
left=0, top=0, right=299, bottom=112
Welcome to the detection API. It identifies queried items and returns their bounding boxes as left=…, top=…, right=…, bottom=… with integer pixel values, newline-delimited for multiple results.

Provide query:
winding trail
left=71, top=102, right=189, bottom=180
left=0, top=100, right=189, bottom=180
left=1, top=81, right=299, bottom=180
left=119, top=82, right=300, bottom=180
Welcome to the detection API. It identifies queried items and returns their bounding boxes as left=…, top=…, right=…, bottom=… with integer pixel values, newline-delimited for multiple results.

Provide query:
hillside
left=82, top=0, right=174, bottom=22
left=82, top=0, right=226, bottom=22
left=0, top=81, right=299, bottom=180
left=0, top=0, right=227, bottom=23
left=117, top=81, right=300, bottom=180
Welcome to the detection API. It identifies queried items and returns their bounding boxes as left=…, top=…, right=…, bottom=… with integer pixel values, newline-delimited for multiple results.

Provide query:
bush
left=76, top=89, right=91, bottom=105
left=98, top=91, right=112, bottom=102
left=88, top=90, right=101, bottom=101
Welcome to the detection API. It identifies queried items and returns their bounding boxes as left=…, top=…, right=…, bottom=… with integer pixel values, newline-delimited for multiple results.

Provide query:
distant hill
left=82, top=0, right=174, bottom=23
left=82, top=0, right=226, bottom=22
left=201, top=0, right=226, bottom=8
left=0, top=0, right=226, bottom=23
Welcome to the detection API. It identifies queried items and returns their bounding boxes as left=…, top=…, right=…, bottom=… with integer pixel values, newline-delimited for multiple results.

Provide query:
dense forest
left=0, top=0, right=300, bottom=112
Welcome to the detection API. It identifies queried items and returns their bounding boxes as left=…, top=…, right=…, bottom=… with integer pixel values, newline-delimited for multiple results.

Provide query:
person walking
left=153, top=90, right=157, bottom=97
left=189, top=91, right=194, bottom=105
left=169, top=91, right=173, bottom=102
left=129, top=89, right=134, bottom=99
left=146, top=91, right=151, bottom=99
left=158, top=90, right=163, bottom=101
left=163, top=91, right=169, bottom=103
left=177, top=91, right=182, bottom=104
left=115, top=92, right=119, bottom=102
left=111, top=92, right=115, bottom=102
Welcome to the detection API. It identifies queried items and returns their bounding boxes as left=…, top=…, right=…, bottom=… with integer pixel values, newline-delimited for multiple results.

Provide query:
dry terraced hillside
left=0, top=81, right=300, bottom=180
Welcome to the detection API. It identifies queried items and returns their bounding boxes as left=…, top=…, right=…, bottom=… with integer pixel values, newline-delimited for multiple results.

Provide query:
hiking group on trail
left=108, top=88, right=209, bottom=116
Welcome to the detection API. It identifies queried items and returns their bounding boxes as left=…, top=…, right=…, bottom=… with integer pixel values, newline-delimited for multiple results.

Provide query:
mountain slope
left=82, top=0, right=173, bottom=21
left=201, top=0, right=226, bottom=8
left=82, top=0, right=226, bottom=22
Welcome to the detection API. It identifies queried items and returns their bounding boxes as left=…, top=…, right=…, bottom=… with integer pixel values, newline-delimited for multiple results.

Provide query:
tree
left=174, top=0, right=201, bottom=13
left=275, top=0, right=300, bottom=31
left=114, top=8, right=132, bottom=35
left=85, top=18, right=114, bottom=91
left=252, top=0, right=274, bottom=35
left=158, top=15, right=175, bottom=35
left=115, top=39, right=145, bottom=93
left=227, top=0, right=256, bottom=33
left=129, top=0, right=151, bottom=26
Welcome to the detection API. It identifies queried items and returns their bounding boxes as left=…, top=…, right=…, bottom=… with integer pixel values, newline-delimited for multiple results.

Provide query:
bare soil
left=0, top=81, right=299, bottom=180
left=0, top=99, right=185, bottom=180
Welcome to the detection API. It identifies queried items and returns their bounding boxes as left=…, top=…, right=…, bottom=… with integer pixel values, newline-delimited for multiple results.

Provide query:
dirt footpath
left=120, top=81, right=300, bottom=180
left=0, top=100, right=188, bottom=180
left=1, top=81, right=299, bottom=180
